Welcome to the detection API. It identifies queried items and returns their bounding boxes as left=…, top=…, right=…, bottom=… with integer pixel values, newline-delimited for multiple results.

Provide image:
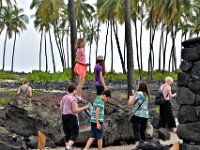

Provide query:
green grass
left=0, top=69, right=179, bottom=82
left=0, top=71, right=19, bottom=80
left=0, top=98, right=10, bottom=106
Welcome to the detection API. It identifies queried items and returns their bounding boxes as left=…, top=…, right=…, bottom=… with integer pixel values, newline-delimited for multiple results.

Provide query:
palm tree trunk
left=113, top=22, right=126, bottom=74
left=133, top=18, right=141, bottom=79
left=96, top=22, right=100, bottom=61
left=66, top=34, right=70, bottom=68
left=104, top=21, right=109, bottom=61
left=110, top=20, right=114, bottom=72
left=11, top=32, right=17, bottom=72
left=2, top=32, right=8, bottom=71
left=89, top=38, right=92, bottom=72
left=125, top=0, right=136, bottom=96
left=158, top=24, right=164, bottom=71
left=39, top=30, right=43, bottom=71
left=68, top=0, right=77, bottom=82
left=49, top=30, right=56, bottom=73
left=163, top=29, right=169, bottom=73
left=139, top=16, right=143, bottom=71
left=44, top=32, right=48, bottom=72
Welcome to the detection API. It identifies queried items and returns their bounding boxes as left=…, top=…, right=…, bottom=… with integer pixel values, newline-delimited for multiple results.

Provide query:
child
left=94, top=55, right=108, bottom=95
left=128, top=82, right=150, bottom=148
left=74, top=38, right=90, bottom=101
left=60, top=84, right=89, bottom=150
left=83, top=90, right=111, bottom=150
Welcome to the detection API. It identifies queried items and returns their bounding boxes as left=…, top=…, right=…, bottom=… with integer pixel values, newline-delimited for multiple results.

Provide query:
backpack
left=154, top=91, right=165, bottom=105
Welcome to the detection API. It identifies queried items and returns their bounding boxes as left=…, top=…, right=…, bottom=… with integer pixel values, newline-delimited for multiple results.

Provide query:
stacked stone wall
left=177, top=37, right=200, bottom=150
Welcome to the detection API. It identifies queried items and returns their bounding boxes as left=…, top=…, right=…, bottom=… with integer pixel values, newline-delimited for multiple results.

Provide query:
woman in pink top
left=60, top=84, right=89, bottom=150
left=158, top=76, right=177, bottom=133
left=73, top=38, right=90, bottom=101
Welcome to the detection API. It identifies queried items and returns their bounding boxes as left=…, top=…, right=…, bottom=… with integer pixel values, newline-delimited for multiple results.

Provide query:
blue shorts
left=96, top=85, right=104, bottom=95
left=90, top=122, right=104, bottom=139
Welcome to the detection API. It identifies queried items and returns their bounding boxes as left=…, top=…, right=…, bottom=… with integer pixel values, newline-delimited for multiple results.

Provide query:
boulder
left=188, top=80, right=200, bottom=93
left=181, top=46, right=200, bottom=61
left=177, top=72, right=190, bottom=87
left=182, top=37, right=200, bottom=48
left=180, top=60, right=193, bottom=72
left=177, top=122, right=200, bottom=143
left=177, top=105, right=199, bottom=124
left=181, top=143, right=200, bottom=150
left=3, top=91, right=133, bottom=148
left=176, top=87, right=195, bottom=105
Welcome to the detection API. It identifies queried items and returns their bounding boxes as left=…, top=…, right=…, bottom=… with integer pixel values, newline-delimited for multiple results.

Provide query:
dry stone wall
left=177, top=37, right=200, bottom=150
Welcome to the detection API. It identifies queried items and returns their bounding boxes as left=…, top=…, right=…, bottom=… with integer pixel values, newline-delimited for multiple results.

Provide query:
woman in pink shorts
left=74, top=38, right=89, bottom=101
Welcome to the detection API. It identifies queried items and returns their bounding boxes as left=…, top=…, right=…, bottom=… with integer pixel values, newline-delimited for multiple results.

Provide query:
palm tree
left=11, top=6, right=29, bottom=72
left=68, top=0, right=77, bottom=82
left=0, top=6, right=16, bottom=71
left=125, top=0, right=136, bottom=96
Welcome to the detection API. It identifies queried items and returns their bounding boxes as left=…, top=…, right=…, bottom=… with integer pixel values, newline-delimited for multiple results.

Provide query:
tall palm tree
left=125, top=0, right=136, bottom=96
left=68, top=0, right=77, bottom=82
left=11, top=6, right=29, bottom=72
left=0, top=6, right=16, bottom=71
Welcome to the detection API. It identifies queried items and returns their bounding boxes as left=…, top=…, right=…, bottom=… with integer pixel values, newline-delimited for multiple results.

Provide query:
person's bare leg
left=84, top=138, right=95, bottom=150
left=66, top=140, right=74, bottom=149
left=97, top=139, right=103, bottom=150
left=76, top=77, right=85, bottom=98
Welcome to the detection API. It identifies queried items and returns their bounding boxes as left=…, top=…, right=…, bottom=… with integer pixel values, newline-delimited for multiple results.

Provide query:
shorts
left=96, top=85, right=104, bottom=95
left=74, top=63, right=87, bottom=78
left=62, top=114, right=79, bottom=142
left=90, top=122, right=104, bottom=140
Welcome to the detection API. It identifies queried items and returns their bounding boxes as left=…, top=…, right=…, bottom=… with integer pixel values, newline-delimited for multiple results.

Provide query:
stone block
left=177, top=72, right=190, bottom=87
left=180, top=60, right=193, bottom=72
left=158, top=128, right=170, bottom=141
left=176, top=87, right=195, bottom=105
left=196, top=95, right=200, bottom=106
left=181, top=143, right=200, bottom=150
left=191, top=61, right=200, bottom=80
left=177, top=105, right=199, bottom=124
left=182, top=37, right=200, bottom=48
left=182, top=46, right=200, bottom=61
left=188, top=80, right=200, bottom=93
left=177, top=122, right=200, bottom=143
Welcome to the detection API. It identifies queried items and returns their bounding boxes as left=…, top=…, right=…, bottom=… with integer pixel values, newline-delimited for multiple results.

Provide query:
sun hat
left=97, top=55, right=104, bottom=61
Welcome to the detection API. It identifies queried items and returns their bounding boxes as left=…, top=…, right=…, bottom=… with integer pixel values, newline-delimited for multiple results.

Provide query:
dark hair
left=137, top=82, right=150, bottom=100
left=68, top=84, right=76, bottom=93
left=96, top=60, right=105, bottom=76
left=101, top=90, right=111, bottom=98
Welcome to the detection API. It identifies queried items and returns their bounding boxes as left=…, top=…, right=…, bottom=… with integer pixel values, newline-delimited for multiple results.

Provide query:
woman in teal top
left=128, top=82, right=150, bottom=147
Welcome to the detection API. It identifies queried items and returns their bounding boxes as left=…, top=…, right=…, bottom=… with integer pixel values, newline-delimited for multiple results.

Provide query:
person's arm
left=75, top=50, right=89, bottom=66
left=17, top=87, right=20, bottom=95
left=128, top=94, right=136, bottom=105
left=168, top=90, right=177, bottom=98
left=71, top=101, right=89, bottom=113
left=29, top=87, right=32, bottom=96
left=60, top=101, right=63, bottom=112
left=99, top=71, right=107, bottom=90
left=96, top=107, right=101, bottom=129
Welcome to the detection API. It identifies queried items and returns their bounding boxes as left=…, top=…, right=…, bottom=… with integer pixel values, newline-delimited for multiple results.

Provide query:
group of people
left=61, top=38, right=109, bottom=150
left=128, top=76, right=177, bottom=148
left=17, top=38, right=177, bottom=150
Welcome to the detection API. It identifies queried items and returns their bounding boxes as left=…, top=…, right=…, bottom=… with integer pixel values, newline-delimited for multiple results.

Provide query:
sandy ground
left=32, top=132, right=182, bottom=150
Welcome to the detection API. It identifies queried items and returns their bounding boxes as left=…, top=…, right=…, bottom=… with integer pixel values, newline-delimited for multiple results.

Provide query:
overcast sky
left=0, top=0, right=182, bottom=73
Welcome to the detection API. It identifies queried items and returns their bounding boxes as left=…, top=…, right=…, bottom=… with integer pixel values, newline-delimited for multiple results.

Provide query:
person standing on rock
left=83, top=90, right=111, bottom=150
left=128, top=82, right=150, bottom=147
left=73, top=38, right=90, bottom=101
left=17, top=80, right=32, bottom=96
left=60, top=83, right=89, bottom=150
left=94, top=55, right=108, bottom=95
left=158, top=76, right=177, bottom=133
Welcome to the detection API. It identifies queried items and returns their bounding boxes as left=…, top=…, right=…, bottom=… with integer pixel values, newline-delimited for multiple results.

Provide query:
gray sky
left=0, top=0, right=181, bottom=73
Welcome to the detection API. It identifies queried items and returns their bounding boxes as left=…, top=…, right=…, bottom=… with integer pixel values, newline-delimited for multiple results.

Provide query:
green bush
left=0, top=98, right=10, bottom=106
left=0, top=71, right=19, bottom=80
